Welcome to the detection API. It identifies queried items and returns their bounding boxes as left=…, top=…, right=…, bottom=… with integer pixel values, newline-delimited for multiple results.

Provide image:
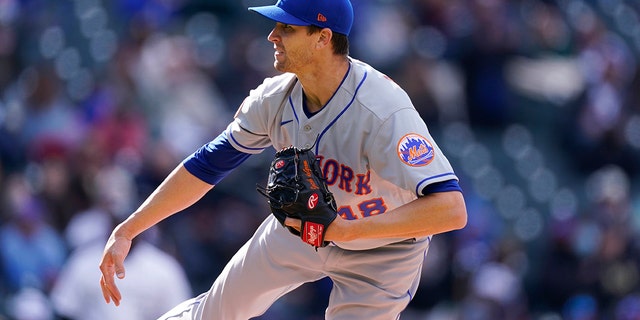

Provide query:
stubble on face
left=271, top=27, right=314, bottom=74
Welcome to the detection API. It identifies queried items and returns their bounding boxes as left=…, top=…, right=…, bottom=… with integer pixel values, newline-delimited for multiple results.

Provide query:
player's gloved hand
left=257, top=145, right=338, bottom=249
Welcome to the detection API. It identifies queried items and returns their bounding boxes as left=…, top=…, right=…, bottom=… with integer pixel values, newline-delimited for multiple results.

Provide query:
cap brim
left=248, top=5, right=310, bottom=26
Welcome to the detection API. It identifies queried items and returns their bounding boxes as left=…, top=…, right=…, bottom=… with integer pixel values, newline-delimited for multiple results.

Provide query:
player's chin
left=273, top=61, right=287, bottom=73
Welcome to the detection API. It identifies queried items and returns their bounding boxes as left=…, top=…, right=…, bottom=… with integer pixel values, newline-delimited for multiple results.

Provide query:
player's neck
left=298, top=56, right=350, bottom=113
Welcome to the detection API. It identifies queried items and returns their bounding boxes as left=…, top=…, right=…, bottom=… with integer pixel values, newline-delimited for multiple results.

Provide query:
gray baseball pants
left=157, top=215, right=431, bottom=320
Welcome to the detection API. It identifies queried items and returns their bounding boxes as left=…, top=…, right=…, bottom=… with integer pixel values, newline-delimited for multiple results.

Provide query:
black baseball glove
left=257, top=146, right=338, bottom=248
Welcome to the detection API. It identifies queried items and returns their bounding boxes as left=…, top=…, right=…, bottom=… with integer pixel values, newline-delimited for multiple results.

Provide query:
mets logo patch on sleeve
left=397, top=133, right=435, bottom=167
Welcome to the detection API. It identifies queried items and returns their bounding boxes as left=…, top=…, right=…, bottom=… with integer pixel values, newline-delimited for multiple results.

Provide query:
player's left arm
left=320, top=189, right=466, bottom=242
left=285, top=186, right=466, bottom=242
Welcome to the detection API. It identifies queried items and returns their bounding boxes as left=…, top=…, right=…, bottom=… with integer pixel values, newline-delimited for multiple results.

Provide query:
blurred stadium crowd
left=0, top=0, right=639, bottom=319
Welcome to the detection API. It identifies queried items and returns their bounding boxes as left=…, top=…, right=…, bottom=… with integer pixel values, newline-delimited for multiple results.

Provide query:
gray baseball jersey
left=229, top=58, right=457, bottom=250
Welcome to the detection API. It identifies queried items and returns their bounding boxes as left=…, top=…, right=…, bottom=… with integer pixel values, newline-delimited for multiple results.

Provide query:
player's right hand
left=284, top=215, right=353, bottom=242
left=98, top=231, right=132, bottom=307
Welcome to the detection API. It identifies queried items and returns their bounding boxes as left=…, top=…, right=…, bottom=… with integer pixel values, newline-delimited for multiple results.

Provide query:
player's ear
left=316, top=28, right=332, bottom=49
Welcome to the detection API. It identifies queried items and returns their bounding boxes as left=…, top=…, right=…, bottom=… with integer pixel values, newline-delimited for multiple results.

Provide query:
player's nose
left=267, top=27, right=279, bottom=43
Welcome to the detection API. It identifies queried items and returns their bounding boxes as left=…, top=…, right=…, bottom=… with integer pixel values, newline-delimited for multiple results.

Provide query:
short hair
left=307, top=25, right=349, bottom=56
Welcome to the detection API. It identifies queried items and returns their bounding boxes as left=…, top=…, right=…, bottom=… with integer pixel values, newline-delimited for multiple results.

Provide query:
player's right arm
left=99, top=164, right=213, bottom=306
left=99, top=130, right=252, bottom=306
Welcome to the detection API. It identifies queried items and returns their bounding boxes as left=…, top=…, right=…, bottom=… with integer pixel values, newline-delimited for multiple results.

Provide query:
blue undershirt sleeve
left=421, top=179, right=462, bottom=196
left=182, top=132, right=252, bottom=185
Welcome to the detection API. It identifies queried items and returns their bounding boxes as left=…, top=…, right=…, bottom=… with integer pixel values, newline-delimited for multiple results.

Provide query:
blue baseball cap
left=249, top=0, right=354, bottom=36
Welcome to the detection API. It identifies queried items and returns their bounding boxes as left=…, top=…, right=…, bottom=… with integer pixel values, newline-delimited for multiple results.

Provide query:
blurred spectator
left=579, top=166, right=637, bottom=307
left=49, top=236, right=192, bottom=320
left=64, top=163, right=138, bottom=251
left=17, top=64, right=84, bottom=151
left=130, top=34, right=231, bottom=158
left=456, top=0, right=521, bottom=127
left=27, top=140, right=84, bottom=232
left=561, top=5, right=640, bottom=176
left=6, top=287, right=54, bottom=320
left=0, top=173, right=66, bottom=294
left=539, top=214, right=584, bottom=311
left=541, top=164, right=638, bottom=316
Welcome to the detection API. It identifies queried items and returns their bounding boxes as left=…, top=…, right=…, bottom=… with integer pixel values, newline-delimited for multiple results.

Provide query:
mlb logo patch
left=397, top=133, right=435, bottom=167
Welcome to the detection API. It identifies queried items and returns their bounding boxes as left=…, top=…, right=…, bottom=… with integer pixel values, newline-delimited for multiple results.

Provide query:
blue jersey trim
left=304, top=63, right=352, bottom=120
left=315, top=70, right=368, bottom=154
left=183, top=133, right=252, bottom=185
left=417, top=176, right=461, bottom=196
left=288, top=96, right=300, bottom=125
left=228, top=131, right=268, bottom=151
